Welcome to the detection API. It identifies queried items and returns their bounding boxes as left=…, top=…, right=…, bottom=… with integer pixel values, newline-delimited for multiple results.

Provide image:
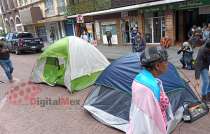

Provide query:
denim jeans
left=200, top=69, right=210, bottom=96
left=0, top=59, right=13, bottom=80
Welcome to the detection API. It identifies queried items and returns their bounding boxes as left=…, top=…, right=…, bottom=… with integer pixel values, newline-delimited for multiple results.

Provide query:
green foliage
left=0, top=30, right=6, bottom=36
left=67, top=0, right=111, bottom=16
left=95, top=0, right=111, bottom=11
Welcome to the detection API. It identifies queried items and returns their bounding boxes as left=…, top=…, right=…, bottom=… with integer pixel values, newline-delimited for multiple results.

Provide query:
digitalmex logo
left=5, top=81, right=42, bottom=105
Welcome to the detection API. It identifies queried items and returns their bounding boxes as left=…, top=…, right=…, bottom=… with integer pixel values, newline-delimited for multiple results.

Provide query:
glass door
left=144, top=16, right=165, bottom=43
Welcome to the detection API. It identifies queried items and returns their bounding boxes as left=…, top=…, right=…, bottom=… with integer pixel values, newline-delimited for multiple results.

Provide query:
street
left=0, top=46, right=210, bottom=134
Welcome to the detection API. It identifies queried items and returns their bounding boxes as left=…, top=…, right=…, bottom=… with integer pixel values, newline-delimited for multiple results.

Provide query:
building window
left=45, top=0, right=54, bottom=16
left=57, top=0, right=65, bottom=14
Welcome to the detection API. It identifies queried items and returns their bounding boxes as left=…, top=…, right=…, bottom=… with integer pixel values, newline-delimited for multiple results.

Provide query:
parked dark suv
left=5, top=32, right=44, bottom=54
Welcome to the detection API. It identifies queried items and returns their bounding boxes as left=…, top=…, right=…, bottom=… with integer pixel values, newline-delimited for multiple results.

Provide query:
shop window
left=101, top=24, right=118, bottom=44
left=36, top=26, right=47, bottom=42
left=102, top=24, right=117, bottom=35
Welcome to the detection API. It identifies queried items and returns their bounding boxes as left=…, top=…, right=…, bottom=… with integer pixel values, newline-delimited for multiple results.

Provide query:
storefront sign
left=76, top=15, right=84, bottom=23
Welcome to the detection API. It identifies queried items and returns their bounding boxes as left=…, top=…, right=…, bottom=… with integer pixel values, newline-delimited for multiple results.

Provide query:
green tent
left=31, top=36, right=110, bottom=93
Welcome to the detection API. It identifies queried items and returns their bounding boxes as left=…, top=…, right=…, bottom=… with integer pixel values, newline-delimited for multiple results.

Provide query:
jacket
left=195, top=46, right=210, bottom=79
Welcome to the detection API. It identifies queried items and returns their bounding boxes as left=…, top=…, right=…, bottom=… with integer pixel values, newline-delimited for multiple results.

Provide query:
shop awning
left=67, top=0, right=186, bottom=18
left=38, top=16, right=67, bottom=23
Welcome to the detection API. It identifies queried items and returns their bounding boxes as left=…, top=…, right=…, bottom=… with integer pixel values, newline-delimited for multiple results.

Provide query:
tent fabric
left=31, top=36, right=110, bottom=92
left=96, top=53, right=141, bottom=94
left=84, top=53, right=198, bottom=133
left=96, top=53, right=191, bottom=95
left=68, top=36, right=110, bottom=80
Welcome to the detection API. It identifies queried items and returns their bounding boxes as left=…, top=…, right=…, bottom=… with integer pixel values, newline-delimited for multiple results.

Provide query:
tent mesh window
left=46, top=57, right=60, bottom=68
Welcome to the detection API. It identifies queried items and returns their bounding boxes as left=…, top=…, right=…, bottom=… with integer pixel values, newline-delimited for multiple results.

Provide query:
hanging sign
left=76, top=14, right=84, bottom=23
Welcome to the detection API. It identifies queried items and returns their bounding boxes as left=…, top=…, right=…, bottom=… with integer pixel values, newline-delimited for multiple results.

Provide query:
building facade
left=67, top=0, right=210, bottom=46
left=0, top=0, right=23, bottom=32
left=0, top=0, right=68, bottom=43
left=1, top=0, right=210, bottom=45
left=38, top=0, right=67, bottom=43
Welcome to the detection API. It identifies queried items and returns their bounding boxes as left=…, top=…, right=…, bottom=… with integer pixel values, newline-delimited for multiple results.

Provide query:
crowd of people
left=178, top=24, right=210, bottom=70
left=127, top=24, right=210, bottom=133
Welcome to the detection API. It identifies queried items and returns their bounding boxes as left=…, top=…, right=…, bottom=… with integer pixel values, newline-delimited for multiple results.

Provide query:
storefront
left=86, top=22, right=95, bottom=41
left=64, top=19, right=75, bottom=36
left=172, top=0, right=210, bottom=42
left=101, top=21, right=118, bottom=44
left=120, top=11, right=139, bottom=44
left=45, top=22, right=60, bottom=43
left=35, top=23, right=47, bottom=42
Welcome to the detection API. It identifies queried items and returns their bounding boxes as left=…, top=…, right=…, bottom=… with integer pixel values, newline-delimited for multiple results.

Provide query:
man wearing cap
left=127, top=46, right=171, bottom=134
left=195, top=39, right=210, bottom=102
left=0, top=41, right=14, bottom=82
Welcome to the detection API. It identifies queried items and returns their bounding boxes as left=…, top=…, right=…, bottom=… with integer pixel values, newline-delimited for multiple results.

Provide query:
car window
left=17, top=33, right=33, bottom=38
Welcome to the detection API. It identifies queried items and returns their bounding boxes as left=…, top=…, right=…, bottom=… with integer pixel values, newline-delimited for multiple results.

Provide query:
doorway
left=144, top=16, right=165, bottom=43
left=121, top=20, right=130, bottom=43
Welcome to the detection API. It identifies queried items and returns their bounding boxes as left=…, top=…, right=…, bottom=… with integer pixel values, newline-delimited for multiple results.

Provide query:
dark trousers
left=180, top=52, right=193, bottom=70
left=107, top=37, right=112, bottom=46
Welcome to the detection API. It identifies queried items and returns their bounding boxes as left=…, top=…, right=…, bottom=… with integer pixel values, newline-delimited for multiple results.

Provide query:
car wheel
left=15, top=48, right=20, bottom=55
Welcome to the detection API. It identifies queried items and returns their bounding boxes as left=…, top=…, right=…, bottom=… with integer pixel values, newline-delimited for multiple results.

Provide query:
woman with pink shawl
left=127, top=46, right=171, bottom=134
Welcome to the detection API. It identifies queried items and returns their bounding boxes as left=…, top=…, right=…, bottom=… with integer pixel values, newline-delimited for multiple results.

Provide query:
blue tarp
left=96, top=53, right=191, bottom=94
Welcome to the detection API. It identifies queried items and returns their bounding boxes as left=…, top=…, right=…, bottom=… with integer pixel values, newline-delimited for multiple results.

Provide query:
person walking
left=80, top=31, right=89, bottom=42
left=127, top=45, right=171, bottom=134
left=195, top=39, right=210, bottom=102
left=105, top=31, right=112, bottom=46
left=131, top=27, right=138, bottom=52
left=0, top=41, right=14, bottom=83
left=50, top=27, right=55, bottom=43
left=135, top=32, right=146, bottom=52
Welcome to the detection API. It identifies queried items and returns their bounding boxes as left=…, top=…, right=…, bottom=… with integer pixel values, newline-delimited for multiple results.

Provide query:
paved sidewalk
left=96, top=44, right=198, bottom=67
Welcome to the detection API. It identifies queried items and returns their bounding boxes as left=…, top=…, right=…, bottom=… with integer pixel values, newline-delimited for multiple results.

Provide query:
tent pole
left=177, top=68, right=202, bottom=100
